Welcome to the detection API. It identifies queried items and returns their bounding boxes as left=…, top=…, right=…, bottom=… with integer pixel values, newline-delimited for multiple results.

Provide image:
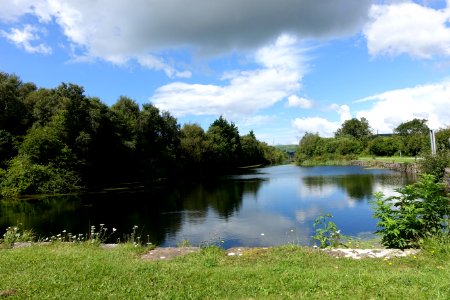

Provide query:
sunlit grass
left=358, top=156, right=419, bottom=163
left=1, top=242, right=449, bottom=299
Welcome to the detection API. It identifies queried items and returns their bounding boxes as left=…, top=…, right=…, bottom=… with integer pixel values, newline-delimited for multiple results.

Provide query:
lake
left=0, top=165, right=414, bottom=247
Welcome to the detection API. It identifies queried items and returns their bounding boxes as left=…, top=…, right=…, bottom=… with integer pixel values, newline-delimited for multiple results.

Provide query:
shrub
left=371, top=174, right=450, bottom=249
left=312, top=214, right=345, bottom=248
left=419, top=150, right=450, bottom=181
left=0, top=155, right=80, bottom=198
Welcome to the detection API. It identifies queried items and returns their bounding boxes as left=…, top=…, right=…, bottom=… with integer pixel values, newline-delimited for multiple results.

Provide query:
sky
left=1, top=0, right=450, bottom=144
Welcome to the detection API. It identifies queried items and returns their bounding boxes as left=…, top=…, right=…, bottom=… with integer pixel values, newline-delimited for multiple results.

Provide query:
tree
left=368, top=136, right=401, bottom=156
left=110, top=96, right=140, bottom=149
left=240, top=131, right=266, bottom=166
left=436, top=127, right=450, bottom=151
left=394, top=119, right=429, bottom=156
left=0, top=72, right=29, bottom=135
left=295, top=132, right=322, bottom=162
left=180, top=123, right=210, bottom=168
left=137, top=104, right=181, bottom=179
left=206, top=116, right=242, bottom=168
left=335, top=117, right=372, bottom=146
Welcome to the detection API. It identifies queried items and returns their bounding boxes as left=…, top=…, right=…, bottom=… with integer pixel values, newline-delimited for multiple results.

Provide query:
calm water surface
left=0, top=165, right=414, bottom=247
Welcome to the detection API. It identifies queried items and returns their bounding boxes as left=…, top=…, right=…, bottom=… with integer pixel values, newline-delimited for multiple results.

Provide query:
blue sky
left=1, top=0, right=450, bottom=144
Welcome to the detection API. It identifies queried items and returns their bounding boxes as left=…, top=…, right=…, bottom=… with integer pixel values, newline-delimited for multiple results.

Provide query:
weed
left=312, top=214, right=345, bottom=248
left=0, top=223, right=35, bottom=248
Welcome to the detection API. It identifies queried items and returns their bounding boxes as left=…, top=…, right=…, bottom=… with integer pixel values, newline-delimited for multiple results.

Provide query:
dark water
left=0, top=165, right=414, bottom=247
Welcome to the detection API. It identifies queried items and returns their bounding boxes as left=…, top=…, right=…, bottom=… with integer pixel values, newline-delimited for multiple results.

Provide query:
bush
left=419, top=150, right=450, bottom=181
left=0, top=156, right=81, bottom=198
left=371, top=174, right=450, bottom=249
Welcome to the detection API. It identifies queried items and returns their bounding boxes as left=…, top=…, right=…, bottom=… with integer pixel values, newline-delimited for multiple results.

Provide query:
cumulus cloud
left=291, top=117, right=340, bottom=138
left=0, top=24, right=52, bottom=54
left=364, top=1, right=450, bottom=58
left=286, top=95, right=313, bottom=109
left=356, top=81, right=450, bottom=132
left=0, top=0, right=371, bottom=65
left=150, top=35, right=307, bottom=117
left=291, top=104, right=352, bottom=137
left=137, top=55, right=192, bottom=78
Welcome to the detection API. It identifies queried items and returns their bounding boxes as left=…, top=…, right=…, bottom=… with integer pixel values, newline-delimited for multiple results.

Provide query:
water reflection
left=0, top=165, right=414, bottom=247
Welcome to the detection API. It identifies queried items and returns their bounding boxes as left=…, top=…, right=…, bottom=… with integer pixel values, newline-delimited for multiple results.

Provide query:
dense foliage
left=0, top=71, right=286, bottom=197
left=295, top=117, right=450, bottom=167
left=371, top=174, right=450, bottom=249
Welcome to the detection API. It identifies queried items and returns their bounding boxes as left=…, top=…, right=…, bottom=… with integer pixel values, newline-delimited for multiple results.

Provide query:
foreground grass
left=1, top=242, right=450, bottom=299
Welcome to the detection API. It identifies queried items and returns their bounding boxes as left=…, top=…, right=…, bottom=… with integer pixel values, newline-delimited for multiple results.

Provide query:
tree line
left=295, top=117, right=450, bottom=165
left=0, top=72, right=286, bottom=197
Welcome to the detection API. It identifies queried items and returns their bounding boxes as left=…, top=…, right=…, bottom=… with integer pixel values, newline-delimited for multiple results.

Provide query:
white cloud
left=150, top=34, right=308, bottom=117
left=291, top=117, right=340, bottom=138
left=364, top=1, right=450, bottom=58
left=291, top=103, right=352, bottom=137
left=330, top=104, right=352, bottom=123
left=286, top=95, right=313, bottom=109
left=356, top=81, right=450, bottom=132
left=137, top=55, right=192, bottom=79
left=0, top=24, right=52, bottom=54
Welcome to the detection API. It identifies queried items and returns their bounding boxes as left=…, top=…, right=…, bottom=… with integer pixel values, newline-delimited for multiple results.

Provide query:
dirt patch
left=141, top=247, right=200, bottom=260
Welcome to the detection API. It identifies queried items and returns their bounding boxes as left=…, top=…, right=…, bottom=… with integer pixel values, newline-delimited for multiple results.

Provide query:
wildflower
left=112, top=228, right=117, bottom=232
left=290, top=229, right=294, bottom=232
left=62, top=230, right=66, bottom=233
left=260, top=233, right=265, bottom=236
left=100, top=224, right=105, bottom=226
left=133, top=225, right=138, bottom=229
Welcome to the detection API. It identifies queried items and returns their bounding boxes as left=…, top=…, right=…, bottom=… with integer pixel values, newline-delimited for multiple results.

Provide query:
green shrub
left=0, top=155, right=80, bottom=198
left=312, top=214, right=345, bottom=248
left=371, top=174, right=450, bottom=249
left=419, top=150, right=450, bottom=181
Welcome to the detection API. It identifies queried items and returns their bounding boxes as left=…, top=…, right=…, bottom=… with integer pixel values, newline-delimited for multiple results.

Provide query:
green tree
left=436, top=127, right=450, bottom=151
left=110, top=96, right=140, bottom=150
left=394, top=118, right=429, bottom=156
left=137, top=104, right=181, bottom=179
left=335, top=117, right=372, bottom=147
left=368, top=136, right=401, bottom=156
left=206, top=116, right=242, bottom=168
left=0, top=72, right=29, bottom=135
left=240, top=131, right=266, bottom=166
left=295, top=132, right=322, bottom=163
left=180, top=123, right=210, bottom=168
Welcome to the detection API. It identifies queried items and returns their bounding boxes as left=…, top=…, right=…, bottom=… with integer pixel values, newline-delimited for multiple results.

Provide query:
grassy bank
left=1, top=242, right=449, bottom=299
left=358, top=156, right=419, bottom=163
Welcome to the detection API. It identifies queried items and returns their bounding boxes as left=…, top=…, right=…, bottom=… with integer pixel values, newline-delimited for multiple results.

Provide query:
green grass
left=358, top=156, right=419, bottom=163
left=1, top=242, right=450, bottom=299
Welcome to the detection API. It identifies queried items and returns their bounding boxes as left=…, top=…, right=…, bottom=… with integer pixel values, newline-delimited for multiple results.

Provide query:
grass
left=1, top=241, right=450, bottom=299
left=358, top=156, right=419, bottom=163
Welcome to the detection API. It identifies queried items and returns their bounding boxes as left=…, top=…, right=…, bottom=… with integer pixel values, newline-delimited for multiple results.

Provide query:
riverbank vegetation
left=294, top=117, right=450, bottom=177
left=0, top=71, right=286, bottom=198
left=0, top=239, right=449, bottom=299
